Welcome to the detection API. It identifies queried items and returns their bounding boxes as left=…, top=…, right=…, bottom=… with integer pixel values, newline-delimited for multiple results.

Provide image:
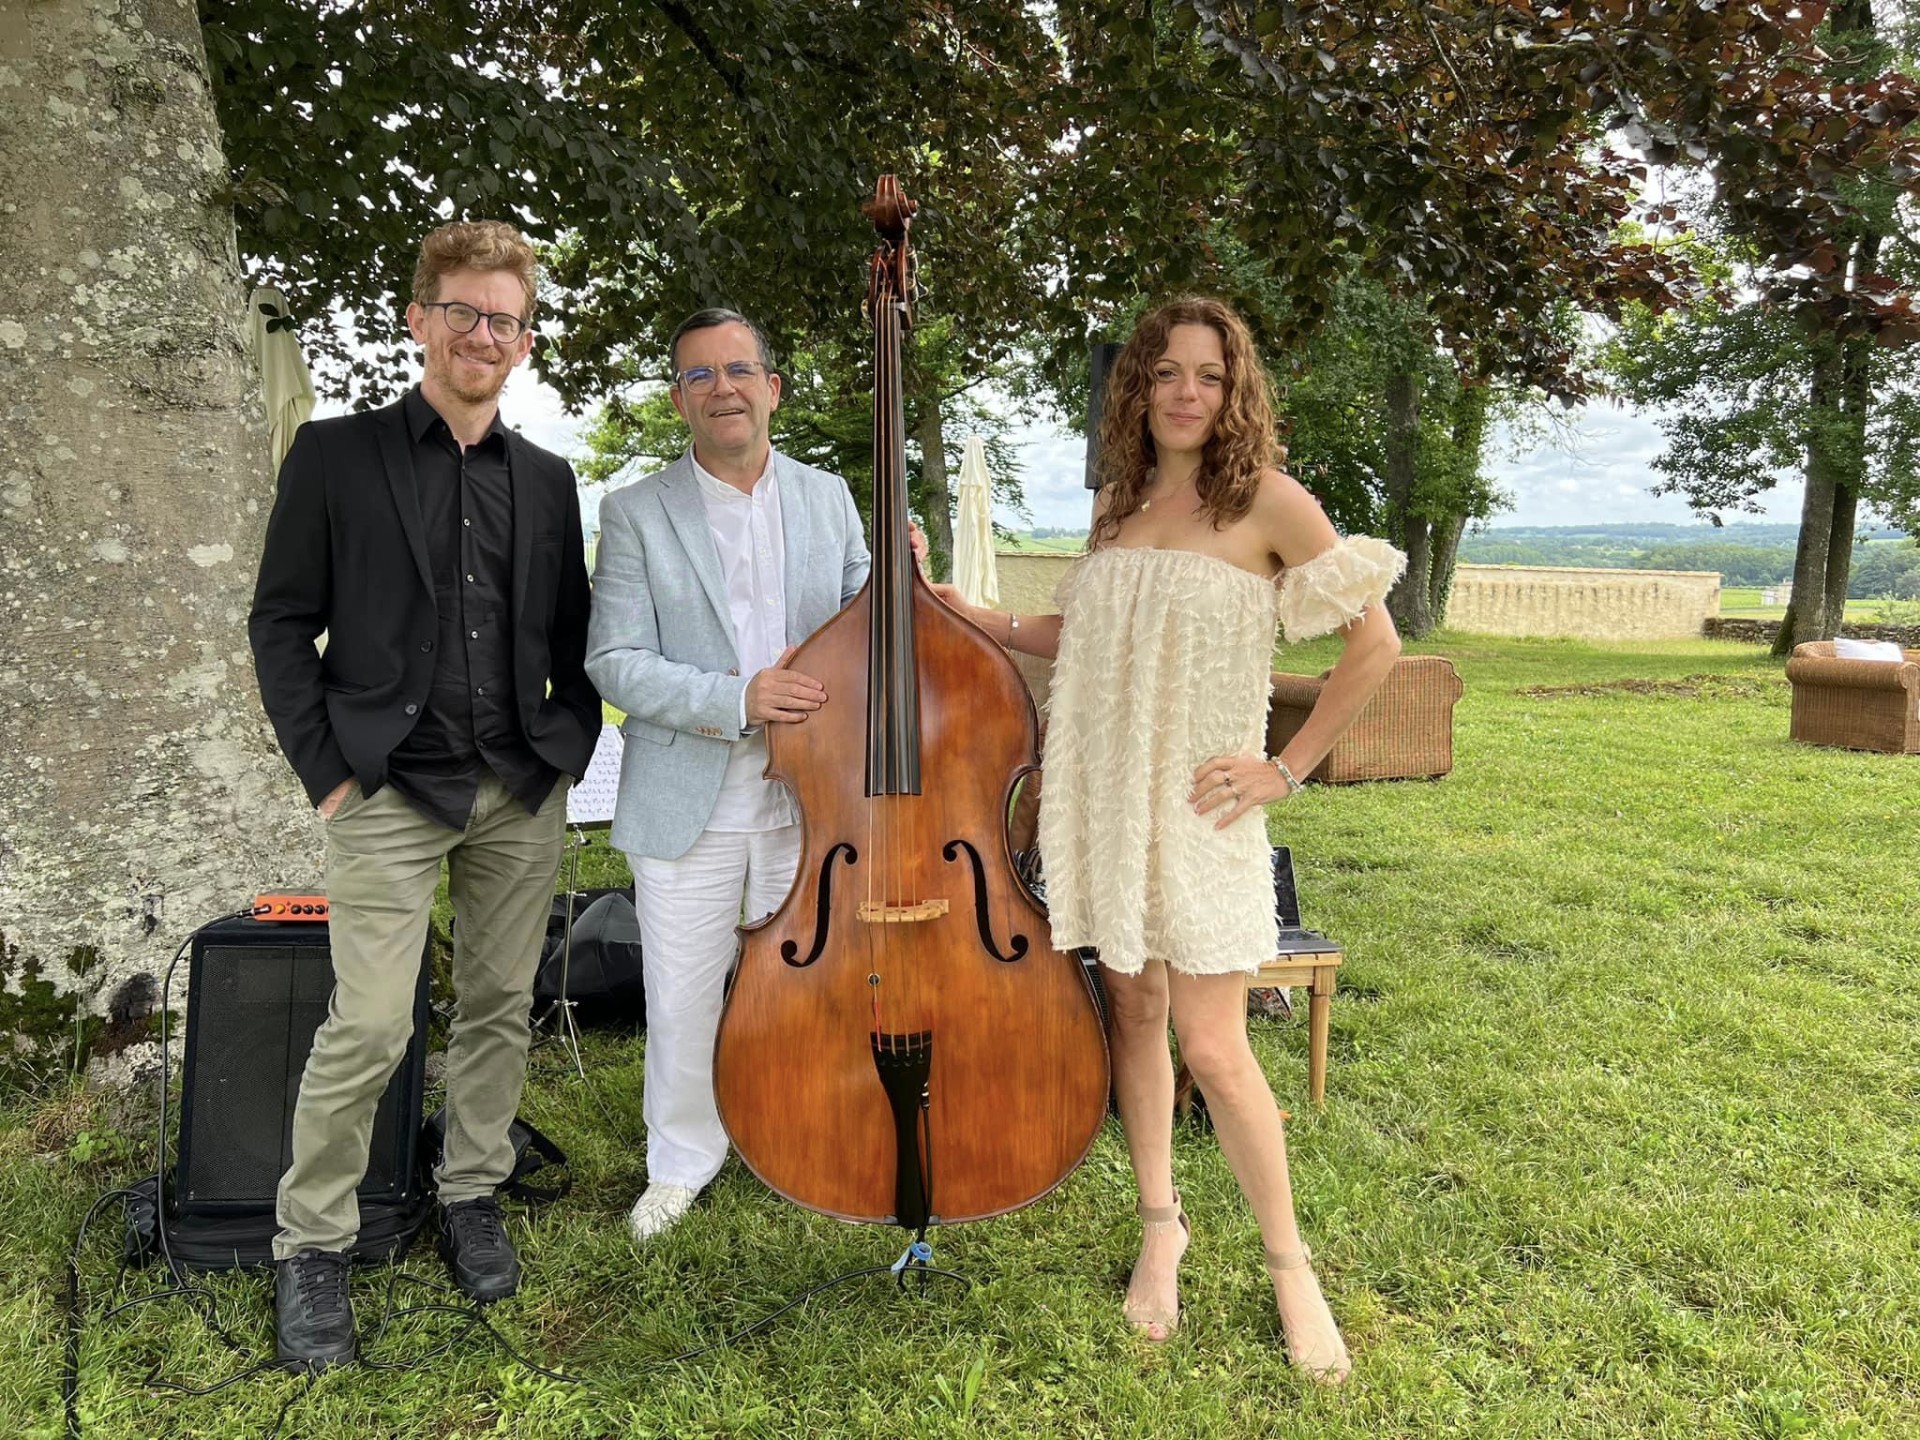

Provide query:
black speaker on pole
left=1084, top=340, right=1122, bottom=492
left=174, top=916, right=429, bottom=1216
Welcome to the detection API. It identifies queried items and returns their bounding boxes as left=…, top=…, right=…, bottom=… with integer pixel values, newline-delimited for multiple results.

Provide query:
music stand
left=543, top=722, right=624, bottom=1079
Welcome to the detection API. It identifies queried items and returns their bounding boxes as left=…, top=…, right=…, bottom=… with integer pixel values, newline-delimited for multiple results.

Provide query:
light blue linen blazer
left=585, top=450, right=871, bottom=859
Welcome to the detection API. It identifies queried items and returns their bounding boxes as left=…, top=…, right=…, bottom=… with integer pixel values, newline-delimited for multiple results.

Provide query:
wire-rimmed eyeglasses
left=674, top=361, right=769, bottom=394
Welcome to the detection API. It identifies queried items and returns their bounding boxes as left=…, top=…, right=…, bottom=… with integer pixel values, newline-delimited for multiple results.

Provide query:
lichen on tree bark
left=0, top=0, right=320, bottom=1073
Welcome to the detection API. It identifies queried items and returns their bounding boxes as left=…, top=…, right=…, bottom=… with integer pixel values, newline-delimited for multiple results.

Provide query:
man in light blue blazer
left=585, top=309, right=872, bottom=1241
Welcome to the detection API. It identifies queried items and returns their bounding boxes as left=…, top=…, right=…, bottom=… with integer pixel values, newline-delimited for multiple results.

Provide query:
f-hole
left=943, top=839, right=1030, bottom=963
left=781, top=842, right=858, bottom=967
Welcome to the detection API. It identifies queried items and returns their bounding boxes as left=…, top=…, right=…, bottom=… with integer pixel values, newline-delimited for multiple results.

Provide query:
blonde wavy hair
left=411, top=220, right=538, bottom=319
left=1090, top=297, right=1282, bottom=550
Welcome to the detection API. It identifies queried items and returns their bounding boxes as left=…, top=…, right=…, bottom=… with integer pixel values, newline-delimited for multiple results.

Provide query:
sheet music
left=567, top=722, right=623, bottom=827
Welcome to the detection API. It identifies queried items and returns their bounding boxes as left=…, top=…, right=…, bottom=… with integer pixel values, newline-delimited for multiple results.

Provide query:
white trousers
left=627, top=824, right=803, bottom=1190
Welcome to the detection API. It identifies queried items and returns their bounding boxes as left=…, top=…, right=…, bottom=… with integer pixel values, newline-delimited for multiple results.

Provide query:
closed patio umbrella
left=952, top=434, right=1000, bottom=609
left=246, top=286, right=316, bottom=470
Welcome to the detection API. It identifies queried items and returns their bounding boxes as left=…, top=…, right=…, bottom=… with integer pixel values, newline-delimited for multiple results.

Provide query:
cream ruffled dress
left=1037, top=537, right=1405, bottom=976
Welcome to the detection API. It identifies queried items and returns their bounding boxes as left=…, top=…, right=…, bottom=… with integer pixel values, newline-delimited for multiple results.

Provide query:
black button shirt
left=385, top=387, right=558, bottom=830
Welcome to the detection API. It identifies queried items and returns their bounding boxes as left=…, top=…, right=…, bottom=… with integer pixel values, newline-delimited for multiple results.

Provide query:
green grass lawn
left=995, top=534, right=1087, bottom=555
left=5, top=632, right=1919, bottom=1438
left=1719, top=587, right=1904, bottom=623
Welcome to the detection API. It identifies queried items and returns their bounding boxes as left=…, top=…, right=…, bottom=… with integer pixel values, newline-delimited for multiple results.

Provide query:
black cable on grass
left=63, top=906, right=272, bottom=1437
left=144, top=1356, right=292, bottom=1400
left=358, top=1256, right=972, bottom=1380
left=63, top=1187, right=138, bottom=1440
left=658, top=1261, right=972, bottom=1367
left=77, top=1207, right=972, bottom=1431
left=64, top=909, right=975, bottom=1431
left=257, top=1376, right=316, bottom=1440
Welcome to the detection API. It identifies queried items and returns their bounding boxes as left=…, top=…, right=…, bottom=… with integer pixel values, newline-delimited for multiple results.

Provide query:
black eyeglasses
left=674, top=361, right=769, bottom=394
left=422, top=301, right=529, bottom=344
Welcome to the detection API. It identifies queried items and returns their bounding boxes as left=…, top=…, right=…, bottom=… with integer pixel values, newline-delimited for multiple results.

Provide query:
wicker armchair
left=1786, top=642, right=1920, bottom=754
left=1266, top=655, right=1464, bottom=783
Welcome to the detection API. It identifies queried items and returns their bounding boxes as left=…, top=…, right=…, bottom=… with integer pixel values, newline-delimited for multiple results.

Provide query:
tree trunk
left=1822, top=276, right=1878, bottom=625
left=1428, top=511, right=1467, bottom=621
left=1777, top=4, right=1876, bottom=652
left=1825, top=478, right=1858, bottom=629
left=1777, top=345, right=1845, bottom=653
left=1382, top=369, right=1434, bottom=636
left=0, top=0, right=318, bottom=1074
left=913, top=394, right=953, bottom=583
left=1424, top=386, right=1488, bottom=627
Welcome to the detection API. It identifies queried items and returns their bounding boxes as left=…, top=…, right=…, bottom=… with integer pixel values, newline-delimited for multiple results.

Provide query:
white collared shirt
left=691, top=448, right=797, bottom=832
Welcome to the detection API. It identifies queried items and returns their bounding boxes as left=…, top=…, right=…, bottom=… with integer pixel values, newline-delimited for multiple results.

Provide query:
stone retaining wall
left=1705, top=617, right=1920, bottom=647
left=989, top=553, right=1076, bottom=711
left=992, top=552, right=1077, bottom=619
left=1446, top=564, right=1720, bottom=640
left=996, top=554, right=1731, bottom=645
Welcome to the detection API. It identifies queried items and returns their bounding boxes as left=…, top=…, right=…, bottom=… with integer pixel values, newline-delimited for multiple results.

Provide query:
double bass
left=711, top=177, right=1110, bottom=1231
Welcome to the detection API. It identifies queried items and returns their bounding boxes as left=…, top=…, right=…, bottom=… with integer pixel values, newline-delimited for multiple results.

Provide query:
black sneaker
left=438, top=1195, right=520, bottom=1304
left=275, top=1249, right=356, bottom=1372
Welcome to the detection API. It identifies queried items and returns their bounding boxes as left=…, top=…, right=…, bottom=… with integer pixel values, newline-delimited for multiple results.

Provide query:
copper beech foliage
left=1050, top=1, right=1920, bottom=396
left=200, top=0, right=1061, bottom=406
left=200, top=1, right=1920, bottom=407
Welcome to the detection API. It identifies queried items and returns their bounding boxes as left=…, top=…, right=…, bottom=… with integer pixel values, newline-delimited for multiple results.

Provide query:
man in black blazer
left=249, top=220, right=598, bottom=1372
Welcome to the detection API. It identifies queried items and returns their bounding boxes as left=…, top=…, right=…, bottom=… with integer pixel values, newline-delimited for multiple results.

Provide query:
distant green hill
left=994, top=525, right=1920, bottom=599
left=1474, top=522, right=1830, bottom=546
left=1460, top=525, right=1915, bottom=594
left=1000, top=529, right=1088, bottom=554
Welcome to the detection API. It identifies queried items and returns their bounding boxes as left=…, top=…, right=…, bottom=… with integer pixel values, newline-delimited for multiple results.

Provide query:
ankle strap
left=1265, top=1244, right=1313, bottom=1271
left=1137, top=1189, right=1183, bottom=1225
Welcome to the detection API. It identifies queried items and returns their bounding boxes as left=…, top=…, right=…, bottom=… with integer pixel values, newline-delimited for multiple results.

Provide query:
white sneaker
left=627, top=1183, right=699, bottom=1243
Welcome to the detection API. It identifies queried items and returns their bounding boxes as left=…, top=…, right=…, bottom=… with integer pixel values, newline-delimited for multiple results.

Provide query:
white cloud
left=996, top=421, right=1094, bottom=531
left=1486, top=405, right=1804, bottom=528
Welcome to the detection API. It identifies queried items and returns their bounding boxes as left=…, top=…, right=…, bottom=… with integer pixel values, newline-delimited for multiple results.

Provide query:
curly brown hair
left=411, top=220, right=538, bottom=319
left=1090, top=297, right=1282, bottom=550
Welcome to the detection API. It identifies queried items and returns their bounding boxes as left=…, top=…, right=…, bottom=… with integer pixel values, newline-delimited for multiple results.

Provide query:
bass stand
left=874, top=1032, right=937, bottom=1292
left=890, top=1234, right=935, bottom=1293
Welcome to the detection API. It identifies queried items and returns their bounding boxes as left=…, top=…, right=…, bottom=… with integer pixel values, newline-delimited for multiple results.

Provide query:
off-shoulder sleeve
left=1276, top=534, right=1407, bottom=641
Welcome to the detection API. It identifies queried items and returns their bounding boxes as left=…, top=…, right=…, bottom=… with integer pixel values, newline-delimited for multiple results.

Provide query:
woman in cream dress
left=939, top=297, right=1403, bottom=1381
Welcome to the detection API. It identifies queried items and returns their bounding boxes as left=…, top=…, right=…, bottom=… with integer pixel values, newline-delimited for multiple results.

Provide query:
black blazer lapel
left=375, top=401, right=434, bottom=598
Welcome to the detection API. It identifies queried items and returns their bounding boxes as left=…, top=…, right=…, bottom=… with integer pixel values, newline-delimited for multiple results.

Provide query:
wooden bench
left=1254, top=848, right=1345, bottom=1107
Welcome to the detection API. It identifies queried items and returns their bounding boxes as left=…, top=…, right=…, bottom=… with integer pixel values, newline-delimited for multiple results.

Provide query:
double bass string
left=880, top=282, right=914, bottom=1047
left=878, top=278, right=907, bottom=1046
left=867, top=247, right=898, bottom=1047
left=869, top=281, right=885, bottom=1046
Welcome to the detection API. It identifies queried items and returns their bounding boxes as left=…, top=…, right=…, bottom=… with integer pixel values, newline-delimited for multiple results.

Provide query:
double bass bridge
left=856, top=898, right=949, bottom=924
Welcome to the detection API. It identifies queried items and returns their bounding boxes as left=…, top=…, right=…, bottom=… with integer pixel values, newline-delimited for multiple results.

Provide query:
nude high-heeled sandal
left=1123, top=1191, right=1190, bottom=1342
left=1265, top=1245, right=1352, bottom=1384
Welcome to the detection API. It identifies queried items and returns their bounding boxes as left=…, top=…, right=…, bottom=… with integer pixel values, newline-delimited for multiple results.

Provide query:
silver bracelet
left=1007, top=613, right=1020, bottom=647
left=1268, top=755, right=1303, bottom=795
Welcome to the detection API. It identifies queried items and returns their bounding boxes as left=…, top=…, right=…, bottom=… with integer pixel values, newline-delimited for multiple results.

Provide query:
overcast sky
left=342, top=365, right=1808, bottom=534
left=975, top=402, right=1808, bottom=532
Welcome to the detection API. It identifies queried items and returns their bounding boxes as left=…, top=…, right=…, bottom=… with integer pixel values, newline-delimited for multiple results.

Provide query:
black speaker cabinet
left=174, top=916, right=429, bottom=1216
left=1084, top=340, right=1122, bottom=491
